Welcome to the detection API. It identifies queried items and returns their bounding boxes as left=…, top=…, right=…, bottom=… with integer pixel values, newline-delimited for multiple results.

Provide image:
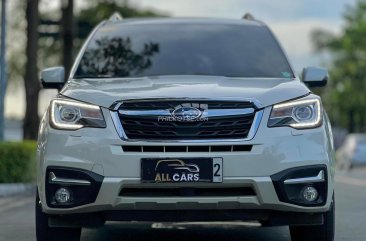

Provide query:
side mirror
left=301, top=67, right=328, bottom=87
left=40, top=66, right=65, bottom=89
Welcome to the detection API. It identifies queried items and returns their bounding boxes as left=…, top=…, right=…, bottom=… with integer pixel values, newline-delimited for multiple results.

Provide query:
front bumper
left=37, top=106, right=335, bottom=215
left=41, top=167, right=332, bottom=215
left=48, top=209, right=325, bottom=228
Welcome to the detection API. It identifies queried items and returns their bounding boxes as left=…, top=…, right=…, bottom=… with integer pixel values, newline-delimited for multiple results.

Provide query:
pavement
left=0, top=183, right=35, bottom=197
left=1, top=169, right=366, bottom=241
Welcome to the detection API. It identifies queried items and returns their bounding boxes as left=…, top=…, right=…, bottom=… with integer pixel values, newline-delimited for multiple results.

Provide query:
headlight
left=268, top=98, right=322, bottom=129
left=50, top=99, right=106, bottom=130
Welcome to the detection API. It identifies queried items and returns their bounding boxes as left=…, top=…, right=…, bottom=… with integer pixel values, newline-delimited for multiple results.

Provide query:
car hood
left=60, top=76, right=310, bottom=109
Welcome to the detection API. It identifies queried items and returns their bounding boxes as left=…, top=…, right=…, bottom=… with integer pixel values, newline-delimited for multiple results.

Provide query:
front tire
left=36, top=191, right=81, bottom=241
left=290, top=196, right=335, bottom=241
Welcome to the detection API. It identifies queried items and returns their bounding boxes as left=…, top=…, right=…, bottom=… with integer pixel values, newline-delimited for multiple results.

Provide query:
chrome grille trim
left=111, top=98, right=264, bottom=110
left=118, top=108, right=255, bottom=118
left=110, top=109, right=264, bottom=142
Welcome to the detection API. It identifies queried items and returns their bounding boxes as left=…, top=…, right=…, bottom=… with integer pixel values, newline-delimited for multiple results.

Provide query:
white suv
left=36, top=15, right=335, bottom=241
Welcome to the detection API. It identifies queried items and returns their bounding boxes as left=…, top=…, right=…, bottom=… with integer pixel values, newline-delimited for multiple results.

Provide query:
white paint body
left=37, top=77, right=335, bottom=214
left=37, top=18, right=335, bottom=218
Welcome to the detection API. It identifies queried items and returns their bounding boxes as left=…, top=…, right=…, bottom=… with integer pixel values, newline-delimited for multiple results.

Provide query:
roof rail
left=109, top=12, right=123, bottom=21
left=242, top=13, right=255, bottom=20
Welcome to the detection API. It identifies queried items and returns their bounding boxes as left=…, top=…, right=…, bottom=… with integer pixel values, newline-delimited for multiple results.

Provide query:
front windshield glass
left=74, top=22, right=294, bottom=79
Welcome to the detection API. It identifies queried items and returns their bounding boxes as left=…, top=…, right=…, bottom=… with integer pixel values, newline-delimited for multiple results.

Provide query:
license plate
left=141, top=158, right=223, bottom=183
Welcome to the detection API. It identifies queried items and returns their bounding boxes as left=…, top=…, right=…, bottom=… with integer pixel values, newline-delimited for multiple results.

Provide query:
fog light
left=301, top=186, right=318, bottom=202
left=55, top=188, right=71, bottom=203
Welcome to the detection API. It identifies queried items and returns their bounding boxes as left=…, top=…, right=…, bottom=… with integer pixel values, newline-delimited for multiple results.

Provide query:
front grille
left=119, top=187, right=256, bottom=197
left=118, top=100, right=257, bottom=140
left=122, top=145, right=253, bottom=152
left=120, top=100, right=254, bottom=110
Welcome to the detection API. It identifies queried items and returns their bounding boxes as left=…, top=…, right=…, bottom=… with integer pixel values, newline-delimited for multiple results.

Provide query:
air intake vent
left=119, top=187, right=256, bottom=197
left=122, top=145, right=253, bottom=153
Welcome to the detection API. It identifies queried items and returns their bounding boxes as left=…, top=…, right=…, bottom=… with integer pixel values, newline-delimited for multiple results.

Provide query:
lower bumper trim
left=48, top=209, right=324, bottom=228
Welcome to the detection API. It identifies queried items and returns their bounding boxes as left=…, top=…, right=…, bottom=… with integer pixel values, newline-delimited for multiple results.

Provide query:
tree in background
left=61, top=0, right=74, bottom=79
left=19, top=0, right=165, bottom=140
left=312, top=0, right=366, bottom=133
left=24, top=0, right=40, bottom=140
left=77, top=0, right=165, bottom=28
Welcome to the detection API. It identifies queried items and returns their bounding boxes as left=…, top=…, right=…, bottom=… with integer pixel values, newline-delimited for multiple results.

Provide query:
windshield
left=74, top=22, right=294, bottom=79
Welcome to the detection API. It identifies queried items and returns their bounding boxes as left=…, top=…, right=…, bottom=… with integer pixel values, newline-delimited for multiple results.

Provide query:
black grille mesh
left=118, top=100, right=256, bottom=140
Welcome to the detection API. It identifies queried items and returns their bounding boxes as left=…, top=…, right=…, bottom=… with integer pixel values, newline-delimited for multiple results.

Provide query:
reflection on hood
left=61, top=76, right=310, bottom=109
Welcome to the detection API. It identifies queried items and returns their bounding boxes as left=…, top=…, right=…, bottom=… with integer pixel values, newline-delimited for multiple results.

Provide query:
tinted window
left=74, top=22, right=293, bottom=78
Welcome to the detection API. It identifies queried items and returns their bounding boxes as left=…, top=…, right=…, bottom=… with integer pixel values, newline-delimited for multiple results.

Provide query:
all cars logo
left=154, top=159, right=200, bottom=182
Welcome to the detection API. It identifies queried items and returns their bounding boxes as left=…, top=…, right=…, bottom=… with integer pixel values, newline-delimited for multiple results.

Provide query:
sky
left=5, top=0, right=358, bottom=118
